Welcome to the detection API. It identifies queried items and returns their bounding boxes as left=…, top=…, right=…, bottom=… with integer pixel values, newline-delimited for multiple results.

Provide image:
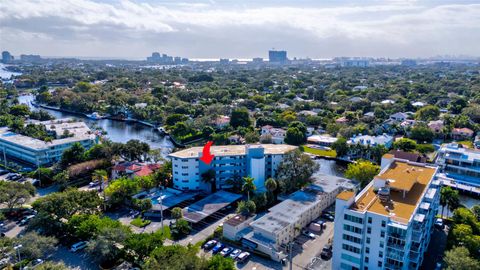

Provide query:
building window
left=381, top=220, right=386, bottom=227
left=366, top=237, right=370, bottom=244
left=342, top=244, right=360, bottom=254
left=379, top=251, right=383, bottom=258
left=366, top=247, right=370, bottom=254
left=365, top=257, right=369, bottom=263
left=378, top=261, right=382, bottom=267
left=343, top=234, right=361, bottom=244
left=368, top=217, right=372, bottom=224
left=344, top=214, right=363, bottom=224
left=381, top=231, right=385, bottom=238
left=367, top=227, right=371, bottom=234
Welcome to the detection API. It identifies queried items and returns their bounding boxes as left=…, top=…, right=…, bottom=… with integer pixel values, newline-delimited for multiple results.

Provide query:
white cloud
left=0, top=0, right=479, bottom=58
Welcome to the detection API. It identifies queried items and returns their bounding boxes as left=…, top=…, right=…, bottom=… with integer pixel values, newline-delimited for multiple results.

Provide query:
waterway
left=0, top=63, right=21, bottom=79
left=17, top=94, right=174, bottom=156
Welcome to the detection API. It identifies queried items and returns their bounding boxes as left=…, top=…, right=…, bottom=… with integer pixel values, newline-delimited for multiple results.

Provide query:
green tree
left=236, top=200, right=256, bottom=216
left=331, top=137, right=348, bottom=157
left=415, top=105, right=440, bottom=121
left=125, top=231, right=164, bottom=261
left=440, top=186, right=460, bottom=219
left=122, top=139, right=150, bottom=161
left=230, top=107, right=251, bottom=128
left=345, top=160, right=380, bottom=187
left=105, top=177, right=140, bottom=206
left=15, top=232, right=58, bottom=260
left=285, top=127, right=305, bottom=145
left=201, top=169, right=216, bottom=193
left=242, top=177, right=256, bottom=201
left=171, top=207, right=183, bottom=220
left=207, top=255, right=235, bottom=270
left=36, top=261, right=69, bottom=270
left=146, top=245, right=206, bottom=270
left=0, top=181, right=35, bottom=212
left=410, top=125, right=434, bottom=143
left=444, top=246, right=480, bottom=270
left=30, top=167, right=54, bottom=186
left=53, top=170, right=70, bottom=190
left=276, top=150, right=319, bottom=194
left=87, top=227, right=130, bottom=265
left=472, top=205, right=480, bottom=221
left=265, top=178, right=278, bottom=202
left=60, top=142, right=86, bottom=167
left=393, top=138, right=417, bottom=152
left=172, top=218, right=191, bottom=239
left=244, top=131, right=259, bottom=143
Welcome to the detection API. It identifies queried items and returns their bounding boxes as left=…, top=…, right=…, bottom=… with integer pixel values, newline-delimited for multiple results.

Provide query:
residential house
left=451, top=128, right=474, bottom=140
left=428, top=120, right=444, bottom=133
left=112, top=162, right=161, bottom=179
left=214, top=115, right=230, bottom=129
left=389, top=112, right=408, bottom=122
left=261, top=125, right=287, bottom=144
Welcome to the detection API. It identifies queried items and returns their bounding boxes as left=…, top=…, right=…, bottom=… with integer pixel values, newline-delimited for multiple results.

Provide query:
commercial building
left=268, top=50, right=288, bottom=63
left=0, top=119, right=97, bottom=166
left=168, top=144, right=297, bottom=192
left=1, top=51, right=13, bottom=64
left=332, top=154, right=440, bottom=270
left=436, top=143, right=480, bottom=189
left=230, top=174, right=357, bottom=261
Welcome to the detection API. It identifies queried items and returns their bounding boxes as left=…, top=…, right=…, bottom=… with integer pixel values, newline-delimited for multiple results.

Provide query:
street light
left=14, top=244, right=22, bottom=267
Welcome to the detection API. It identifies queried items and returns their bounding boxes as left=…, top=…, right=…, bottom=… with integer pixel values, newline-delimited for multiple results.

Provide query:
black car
left=321, top=244, right=333, bottom=260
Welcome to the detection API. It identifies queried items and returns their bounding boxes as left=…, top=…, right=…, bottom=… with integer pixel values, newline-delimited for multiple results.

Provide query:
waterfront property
left=436, top=143, right=480, bottom=189
left=232, top=174, right=357, bottom=261
left=347, top=134, right=394, bottom=148
left=0, top=119, right=96, bottom=166
left=168, top=144, right=297, bottom=192
left=307, top=135, right=338, bottom=147
left=332, top=154, right=440, bottom=270
left=112, top=161, right=161, bottom=179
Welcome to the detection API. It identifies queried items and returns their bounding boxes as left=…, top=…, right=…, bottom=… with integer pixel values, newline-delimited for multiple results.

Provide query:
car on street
left=321, top=244, right=333, bottom=260
left=6, top=173, right=23, bottom=181
left=434, top=218, right=443, bottom=229
left=19, top=215, right=35, bottom=226
left=89, top=181, right=100, bottom=187
left=302, top=230, right=316, bottom=239
left=220, top=247, right=233, bottom=257
left=70, top=241, right=88, bottom=252
left=236, top=252, right=250, bottom=263
left=229, top=249, right=241, bottom=259
left=212, top=242, right=225, bottom=254
left=203, top=240, right=217, bottom=250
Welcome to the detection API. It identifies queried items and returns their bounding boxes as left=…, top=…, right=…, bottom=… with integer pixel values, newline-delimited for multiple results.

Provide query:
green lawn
left=130, top=217, right=152, bottom=228
left=158, top=225, right=172, bottom=240
left=300, top=145, right=337, bottom=157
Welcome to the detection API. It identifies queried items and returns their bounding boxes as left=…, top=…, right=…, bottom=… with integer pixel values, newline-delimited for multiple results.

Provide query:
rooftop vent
left=378, top=186, right=390, bottom=203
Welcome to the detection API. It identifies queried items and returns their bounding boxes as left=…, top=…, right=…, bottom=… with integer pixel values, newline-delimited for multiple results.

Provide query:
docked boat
left=157, top=126, right=167, bottom=135
left=86, top=112, right=104, bottom=120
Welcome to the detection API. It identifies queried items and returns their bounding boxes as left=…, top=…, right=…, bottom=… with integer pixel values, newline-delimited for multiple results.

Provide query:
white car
left=70, top=241, right=88, bottom=252
left=434, top=218, right=443, bottom=229
left=302, top=230, right=316, bottom=239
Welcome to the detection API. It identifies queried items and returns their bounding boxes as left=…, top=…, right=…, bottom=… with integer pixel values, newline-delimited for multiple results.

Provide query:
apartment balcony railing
left=409, top=251, right=420, bottom=262
left=384, top=262, right=403, bottom=270
left=386, top=251, right=405, bottom=262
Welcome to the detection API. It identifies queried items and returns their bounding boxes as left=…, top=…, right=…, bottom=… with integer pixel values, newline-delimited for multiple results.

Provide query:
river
left=18, top=94, right=174, bottom=156
left=0, top=63, right=21, bottom=80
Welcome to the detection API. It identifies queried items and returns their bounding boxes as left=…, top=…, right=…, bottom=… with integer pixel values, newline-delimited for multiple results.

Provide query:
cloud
left=0, top=0, right=479, bottom=58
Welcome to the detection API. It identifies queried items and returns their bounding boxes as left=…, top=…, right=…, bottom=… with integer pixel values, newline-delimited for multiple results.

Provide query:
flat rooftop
left=0, top=125, right=95, bottom=151
left=183, top=190, right=242, bottom=223
left=169, top=144, right=297, bottom=159
left=351, top=161, right=437, bottom=224
left=441, top=144, right=480, bottom=162
left=310, top=173, right=358, bottom=194
left=251, top=183, right=326, bottom=234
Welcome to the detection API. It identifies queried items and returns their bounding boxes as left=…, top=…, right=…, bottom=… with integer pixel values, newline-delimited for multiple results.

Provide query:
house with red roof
left=112, top=161, right=161, bottom=179
left=451, top=128, right=474, bottom=140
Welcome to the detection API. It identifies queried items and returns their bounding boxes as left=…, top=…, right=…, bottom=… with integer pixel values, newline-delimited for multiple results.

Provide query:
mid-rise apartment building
left=436, top=143, right=480, bottom=188
left=168, top=144, right=297, bottom=192
left=0, top=119, right=97, bottom=166
left=333, top=154, right=440, bottom=270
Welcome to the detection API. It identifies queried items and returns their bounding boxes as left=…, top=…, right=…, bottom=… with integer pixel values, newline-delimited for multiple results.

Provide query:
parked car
left=6, top=173, right=22, bottom=181
left=203, top=240, right=217, bottom=250
left=302, top=230, right=316, bottom=239
left=229, top=249, right=242, bottom=259
left=24, top=258, right=44, bottom=269
left=281, top=258, right=288, bottom=266
left=236, top=252, right=250, bottom=263
left=434, top=218, right=443, bottom=229
left=89, top=181, right=100, bottom=188
left=70, top=241, right=88, bottom=252
left=220, top=247, right=233, bottom=257
left=212, top=242, right=225, bottom=254
left=320, top=243, right=333, bottom=260
left=321, top=213, right=334, bottom=221
left=19, top=215, right=35, bottom=226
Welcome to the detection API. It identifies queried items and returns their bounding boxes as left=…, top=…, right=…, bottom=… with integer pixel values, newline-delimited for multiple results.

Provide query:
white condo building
left=333, top=154, right=440, bottom=270
left=168, top=144, right=297, bottom=192
left=0, top=119, right=97, bottom=166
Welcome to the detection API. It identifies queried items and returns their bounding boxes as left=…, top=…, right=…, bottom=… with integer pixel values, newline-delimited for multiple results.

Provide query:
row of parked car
left=203, top=240, right=250, bottom=263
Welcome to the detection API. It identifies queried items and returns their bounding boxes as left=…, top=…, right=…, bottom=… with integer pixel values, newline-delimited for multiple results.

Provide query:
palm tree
left=92, top=169, right=108, bottom=185
left=265, top=178, right=278, bottom=202
left=242, top=177, right=256, bottom=201
left=201, top=169, right=216, bottom=193
left=440, top=186, right=460, bottom=218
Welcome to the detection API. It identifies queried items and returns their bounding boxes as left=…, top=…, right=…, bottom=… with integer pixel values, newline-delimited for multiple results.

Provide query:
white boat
left=157, top=126, right=166, bottom=135
left=86, top=112, right=104, bottom=120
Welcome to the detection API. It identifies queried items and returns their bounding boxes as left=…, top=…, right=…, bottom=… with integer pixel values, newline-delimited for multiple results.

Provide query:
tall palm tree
left=92, top=169, right=108, bottom=186
left=201, top=169, right=216, bottom=193
left=265, top=178, right=278, bottom=202
left=440, top=186, right=460, bottom=218
left=242, top=177, right=256, bottom=201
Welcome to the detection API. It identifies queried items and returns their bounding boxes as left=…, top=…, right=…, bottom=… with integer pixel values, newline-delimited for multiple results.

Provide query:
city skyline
left=1, top=0, right=480, bottom=59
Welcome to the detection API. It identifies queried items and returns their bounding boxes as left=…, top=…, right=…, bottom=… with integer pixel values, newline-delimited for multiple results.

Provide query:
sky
left=1, top=0, right=479, bottom=59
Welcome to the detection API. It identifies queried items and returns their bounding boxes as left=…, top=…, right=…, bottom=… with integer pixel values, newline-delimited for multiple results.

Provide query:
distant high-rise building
left=268, top=50, right=287, bottom=63
left=1, top=51, right=13, bottom=64
left=340, top=58, right=370, bottom=67
left=401, top=59, right=417, bottom=66
left=147, top=52, right=187, bottom=64
left=20, top=54, right=42, bottom=63
left=252, top=57, right=263, bottom=63
left=219, top=58, right=229, bottom=64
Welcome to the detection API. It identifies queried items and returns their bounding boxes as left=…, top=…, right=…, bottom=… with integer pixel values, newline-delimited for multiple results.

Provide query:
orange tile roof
left=337, top=191, right=355, bottom=201
left=382, top=153, right=394, bottom=159
left=351, top=161, right=436, bottom=223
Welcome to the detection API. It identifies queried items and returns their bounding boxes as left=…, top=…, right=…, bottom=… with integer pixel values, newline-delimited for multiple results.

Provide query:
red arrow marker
left=200, top=141, right=215, bottom=165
